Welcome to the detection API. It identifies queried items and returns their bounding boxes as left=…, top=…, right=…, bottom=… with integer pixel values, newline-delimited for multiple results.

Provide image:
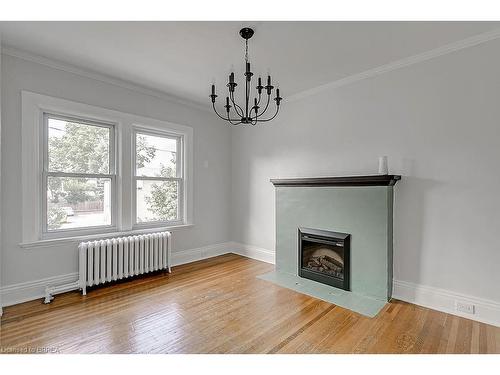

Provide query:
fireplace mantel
left=270, top=175, right=401, bottom=187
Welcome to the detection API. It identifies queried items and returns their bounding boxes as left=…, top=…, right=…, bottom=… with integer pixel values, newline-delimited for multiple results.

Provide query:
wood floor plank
left=437, top=315, right=454, bottom=353
left=454, top=318, right=473, bottom=354
left=1, top=254, right=499, bottom=354
left=419, top=309, right=447, bottom=354
left=266, top=304, right=336, bottom=354
left=237, top=299, right=332, bottom=354
left=486, top=325, right=498, bottom=354
left=471, top=322, right=480, bottom=354
left=479, top=323, right=488, bottom=353
left=276, top=306, right=357, bottom=353
left=445, top=316, right=461, bottom=353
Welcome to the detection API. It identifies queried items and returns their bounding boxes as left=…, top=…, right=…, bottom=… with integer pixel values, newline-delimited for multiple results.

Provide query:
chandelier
left=209, top=27, right=282, bottom=125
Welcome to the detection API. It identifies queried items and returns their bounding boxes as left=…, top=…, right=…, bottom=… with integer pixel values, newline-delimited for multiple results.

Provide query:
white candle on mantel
left=378, top=156, right=388, bottom=175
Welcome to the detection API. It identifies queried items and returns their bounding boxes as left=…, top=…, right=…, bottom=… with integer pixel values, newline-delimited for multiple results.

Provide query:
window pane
left=136, top=179, right=179, bottom=223
left=48, top=117, right=110, bottom=174
left=47, top=177, right=112, bottom=230
left=136, top=133, right=178, bottom=177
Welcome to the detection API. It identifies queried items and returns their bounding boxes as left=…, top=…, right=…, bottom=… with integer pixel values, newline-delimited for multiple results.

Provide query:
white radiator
left=44, top=231, right=171, bottom=303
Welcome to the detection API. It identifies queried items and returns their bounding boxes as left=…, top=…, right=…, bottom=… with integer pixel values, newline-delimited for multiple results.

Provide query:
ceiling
left=1, top=21, right=499, bottom=107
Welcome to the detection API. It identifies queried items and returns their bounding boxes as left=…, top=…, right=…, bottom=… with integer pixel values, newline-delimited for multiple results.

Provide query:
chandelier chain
left=245, top=39, right=249, bottom=63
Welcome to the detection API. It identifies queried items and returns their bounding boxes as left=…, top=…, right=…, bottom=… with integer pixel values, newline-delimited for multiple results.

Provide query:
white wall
left=231, top=39, right=500, bottom=306
left=1, top=53, right=231, bottom=288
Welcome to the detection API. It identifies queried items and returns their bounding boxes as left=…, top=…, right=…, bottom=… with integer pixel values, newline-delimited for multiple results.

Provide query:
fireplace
left=298, top=227, right=350, bottom=291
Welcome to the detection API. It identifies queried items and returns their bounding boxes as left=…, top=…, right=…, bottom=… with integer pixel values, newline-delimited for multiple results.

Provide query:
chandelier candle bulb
left=210, top=84, right=217, bottom=103
left=257, top=77, right=263, bottom=94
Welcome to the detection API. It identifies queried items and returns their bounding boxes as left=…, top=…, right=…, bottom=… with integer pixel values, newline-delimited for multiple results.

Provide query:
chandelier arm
left=230, top=105, right=242, bottom=121
left=222, top=99, right=242, bottom=126
left=256, top=92, right=262, bottom=106
left=230, top=91, right=245, bottom=117
left=256, top=105, right=280, bottom=122
left=249, top=104, right=257, bottom=120
left=247, top=104, right=257, bottom=125
left=252, top=106, right=259, bottom=125
left=212, top=103, right=240, bottom=122
left=230, top=94, right=243, bottom=117
left=227, top=108, right=242, bottom=125
left=247, top=94, right=265, bottom=120
left=229, top=97, right=242, bottom=119
left=227, top=111, right=242, bottom=126
left=255, top=94, right=271, bottom=119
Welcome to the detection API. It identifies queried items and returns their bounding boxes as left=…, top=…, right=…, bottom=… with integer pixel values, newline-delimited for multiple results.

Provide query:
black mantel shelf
left=270, top=175, right=401, bottom=187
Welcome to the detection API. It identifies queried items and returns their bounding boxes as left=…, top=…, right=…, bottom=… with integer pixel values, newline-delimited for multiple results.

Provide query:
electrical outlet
left=455, top=301, right=475, bottom=314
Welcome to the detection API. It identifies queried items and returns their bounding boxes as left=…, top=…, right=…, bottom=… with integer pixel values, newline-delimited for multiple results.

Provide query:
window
left=43, top=113, right=115, bottom=234
left=21, top=91, right=193, bottom=245
left=133, top=130, right=183, bottom=225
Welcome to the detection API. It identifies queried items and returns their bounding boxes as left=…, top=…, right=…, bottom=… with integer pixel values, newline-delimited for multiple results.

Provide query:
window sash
left=44, top=112, right=115, bottom=175
left=42, top=112, right=117, bottom=236
left=133, top=129, right=183, bottom=179
left=132, top=129, right=185, bottom=226
left=133, top=176, right=184, bottom=226
left=45, top=171, right=115, bottom=179
left=42, top=173, right=117, bottom=235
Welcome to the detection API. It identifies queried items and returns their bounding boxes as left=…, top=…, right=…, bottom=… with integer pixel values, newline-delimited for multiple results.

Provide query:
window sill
left=19, top=224, right=194, bottom=249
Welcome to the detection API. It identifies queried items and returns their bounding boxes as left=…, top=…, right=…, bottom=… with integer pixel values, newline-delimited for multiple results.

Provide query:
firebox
left=298, top=227, right=350, bottom=291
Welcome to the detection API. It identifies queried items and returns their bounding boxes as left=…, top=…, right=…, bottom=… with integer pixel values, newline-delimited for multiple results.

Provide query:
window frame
left=132, top=127, right=185, bottom=228
left=41, top=112, right=118, bottom=238
left=21, top=91, right=194, bottom=246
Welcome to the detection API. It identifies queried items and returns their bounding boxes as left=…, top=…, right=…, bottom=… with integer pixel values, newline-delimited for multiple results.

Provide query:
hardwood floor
left=1, top=254, right=499, bottom=354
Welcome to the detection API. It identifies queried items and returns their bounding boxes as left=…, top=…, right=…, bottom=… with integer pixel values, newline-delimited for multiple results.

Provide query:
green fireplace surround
left=270, top=175, right=400, bottom=302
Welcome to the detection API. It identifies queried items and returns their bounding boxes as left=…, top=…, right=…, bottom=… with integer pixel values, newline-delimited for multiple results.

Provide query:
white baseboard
left=393, top=280, right=500, bottom=327
left=171, top=242, right=233, bottom=266
left=0, top=241, right=274, bottom=308
left=172, top=242, right=275, bottom=265
left=1, top=272, right=78, bottom=307
left=229, top=242, right=276, bottom=264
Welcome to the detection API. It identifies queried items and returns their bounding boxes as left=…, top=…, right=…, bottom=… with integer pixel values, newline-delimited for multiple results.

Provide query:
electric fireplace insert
left=298, top=227, right=350, bottom=291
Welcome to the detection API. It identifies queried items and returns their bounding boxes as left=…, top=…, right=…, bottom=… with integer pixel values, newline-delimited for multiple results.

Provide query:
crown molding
left=1, top=45, right=210, bottom=113
left=287, top=28, right=500, bottom=103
